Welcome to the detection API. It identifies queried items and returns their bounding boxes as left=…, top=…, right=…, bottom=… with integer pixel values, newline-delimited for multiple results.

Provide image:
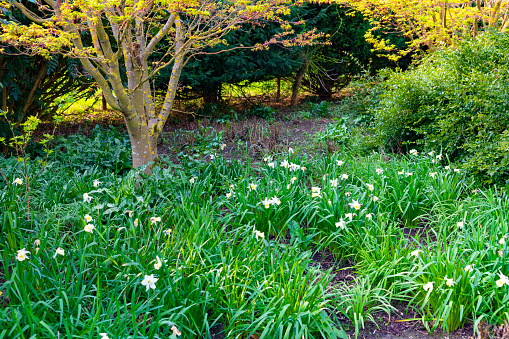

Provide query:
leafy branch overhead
left=0, top=0, right=328, bottom=170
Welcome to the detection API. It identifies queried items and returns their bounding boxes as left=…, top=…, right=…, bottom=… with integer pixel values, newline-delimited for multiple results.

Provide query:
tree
left=1, top=0, right=323, bottom=170
left=346, top=0, right=509, bottom=60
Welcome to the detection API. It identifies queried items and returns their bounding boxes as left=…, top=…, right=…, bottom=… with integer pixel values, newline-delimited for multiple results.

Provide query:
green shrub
left=373, top=31, right=509, bottom=184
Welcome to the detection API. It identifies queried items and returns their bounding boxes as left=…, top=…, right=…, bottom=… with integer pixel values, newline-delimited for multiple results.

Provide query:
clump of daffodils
left=409, top=149, right=418, bottom=156
left=311, top=187, right=321, bottom=198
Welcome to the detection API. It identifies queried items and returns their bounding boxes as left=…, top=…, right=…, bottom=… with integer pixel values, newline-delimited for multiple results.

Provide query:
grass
left=1, top=120, right=509, bottom=339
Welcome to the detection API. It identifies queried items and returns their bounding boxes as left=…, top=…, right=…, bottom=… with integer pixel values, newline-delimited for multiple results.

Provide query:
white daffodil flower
left=254, top=230, right=265, bottom=240
left=53, top=247, right=65, bottom=258
left=464, top=264, right=474, bottom=272
left=423, top=281, right=434, bottom=292
left=171, top=325, right=182, bottom=337
left=141, top=274, right=158, bottom=291
left=335, top=219, right=346, bottom=229
left=163, top=229, right=172, bottom=236
left=330, top=179, right=338, bottom=187
left=83, top=193, right=93, bottom=203
left=93, top=179, right=101, bottom=187
left=336, top=160, right=344, bottom=166
left=262, top=198, right=272, bottom=209
left=150, top=216, right=161, bottom=225
left=341, top=173, right=349, bottom=180
left=367, top=184, right=374, bottom=191
left=13, top=178, right=23, bottom=185
left=16, top=248, right=30, bottom=261
left=349, top=200, right=361, bottom=210
left=410, top=249, right=422, bottom=258
left=409, top=149, right=418, bottom=156
left=84, top=223, right=95, bottom=233
left=249, top=183, right=258, bottom=191
left=84, top=214, right=93, bottom=223
left=376, top=168, right=383, bottom=175
left=496, top=272, right=509, bottom=287
left=444, top=276, right=455, bottom=287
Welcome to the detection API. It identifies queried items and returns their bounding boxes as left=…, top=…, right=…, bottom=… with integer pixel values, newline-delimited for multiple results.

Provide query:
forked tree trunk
left=290, top=59, right=309, bottom=108
left=125, top=116, right=159, bottom=173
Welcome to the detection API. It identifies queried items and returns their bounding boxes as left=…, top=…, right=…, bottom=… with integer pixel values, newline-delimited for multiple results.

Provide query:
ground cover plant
left=1, top=120, right=509, bottom=339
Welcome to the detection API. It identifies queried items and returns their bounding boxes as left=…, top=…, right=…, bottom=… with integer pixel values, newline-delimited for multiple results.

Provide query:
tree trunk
left=102, top=93, right=108, bottom=111
left=290, top=60, right=309, bottom=108
left=276, top=77, right=281, bottom=101
left=125, top=117, right=159, bottom=173
left=203, top=83, right=222, bottom=104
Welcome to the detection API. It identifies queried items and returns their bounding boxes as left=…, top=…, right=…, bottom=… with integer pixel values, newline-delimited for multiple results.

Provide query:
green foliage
left=49, top=125, right=132, bottom=174
left=244, top=104, right=277, bottom=120
left=373, top=31, right=509, bottom=184
left=4, top=124, right=509, bottom=338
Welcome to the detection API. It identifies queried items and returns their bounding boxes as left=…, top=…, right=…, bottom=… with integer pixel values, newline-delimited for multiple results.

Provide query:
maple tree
left=345, top=0, right=509, bottom=60
left=1, top=0, right=323, bottom=170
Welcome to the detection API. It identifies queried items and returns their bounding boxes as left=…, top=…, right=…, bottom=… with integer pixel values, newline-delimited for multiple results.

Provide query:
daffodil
left=423, top=281, right=434, bottom=292
left=93, top=179, right=101, bottom=187
left=254, top=230, right=265, bottom=240
left=345, top=191, right=352, bottom=197
left=189, top=177, right=197, bottom=184
left=410, top=249, right=422, bottom=257
left=83, top=193, right=93, bottom=203
left=445, top=165, right=450, bottom=170
left=398, top=170, right=404, bottom=175
left=163, top=229, right=172, bottom=236
left=429, top=172, right=437, bottom=178
left=376, top=168, right=383, bottom=175
left=454, top=168, right=461, bottom=173
left=150, top=216, right=161, bottom=225
left=249, top=183, right=258, bottom=191
left=226, top=192, right=232, bottom=198
left=335, top=219, right=346, bottom=229
left=345, top=213, right=355, bottom=221
left=341, top=173, right=348, bottom=180
left=496, top=272, right=509, bottom=287
left=268, top=162, right=275, bottom=168
left=84, top=223, right=95, bottom=233
left=290, top=177, right=297, bottom=184
left=290, top=163, right=300, bottom=171
left=367, top=184, right=374, bottom=191
left=125, top=210, right=134, bottom=217
left=366, top=213, right=373, bottom=220
left=141, top=274, right=158, bottom=291
left=499, top=236, right=506, bottom=245
left=53, top=247, right=65, bottom=258
left=457, top=221, right=464, bottom=228
left=444, top=276, right=455, bottom=287
left=134, top=218, right=139, bottom=227
left=84, top=214, right=93, bottom=223
left=311, top=187, right=321, bottom=197
left=428, top=151, right=435, bottom=156
left=99, top=333, right=110, bottom=339
left=220, top=144, right=227, bottom=151
left=464, top=264, right=474, bottom=272
left=372, top=196, right=379, bottom=202
left=34, top=239, right=40, bottom=246
left=281, top=160, right=289, bottom=168
left=262, top=198, right=272, bottom=209
left=330, top=179, right=338, bottom=187
left=409, top=149, right=418, bottom=156
left=13, top=178, right=23, bottom=185
left=171, top=325, right=182, bottom=337
left=436, top=154, right=442, bottom=160
left=499, top=249, right=504, bottom=257
left=336, top=160, right=344, bottom=166
left=349, top=200, right=361, bottom=210
left=16, top=248, right=30, bottom=261
left=405, top=172, right=413, bottom=176
left=271, top=196, right=281, bottom=205
left=300, top=166, right=306, bottom=171
left=288, top=147, right=294, bottom=154
left=154, top=256, right=163, bottom=270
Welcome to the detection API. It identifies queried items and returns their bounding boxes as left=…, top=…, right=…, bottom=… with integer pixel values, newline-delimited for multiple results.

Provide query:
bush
left=373, top=31, right=509, bottom=184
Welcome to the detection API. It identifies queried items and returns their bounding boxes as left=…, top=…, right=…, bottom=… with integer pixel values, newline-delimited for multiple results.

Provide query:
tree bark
left=102, top=93, right=107, bottom=111
left=290, top=60, right=309, bottom=108
left=276, top=77, right=281, bottom=101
